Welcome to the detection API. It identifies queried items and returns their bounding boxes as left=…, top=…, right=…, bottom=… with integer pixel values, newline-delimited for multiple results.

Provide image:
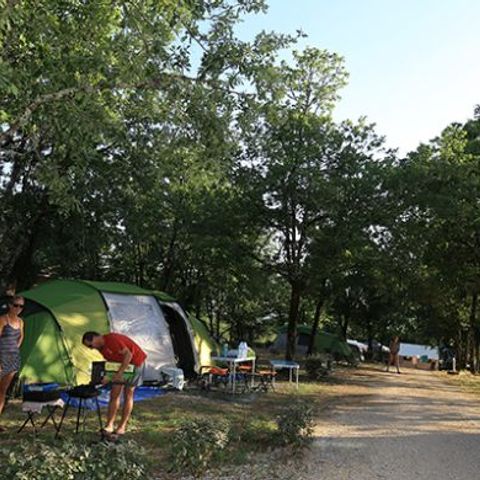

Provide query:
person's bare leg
left=386, top=354, right=392, bottom=372
left=105, top=384, right=123, bottom=432
left=115, top=386, right=135, bottom=435
left=0, top=372, right=16, bottom=431
left=0, top=372, right=16, bottom=415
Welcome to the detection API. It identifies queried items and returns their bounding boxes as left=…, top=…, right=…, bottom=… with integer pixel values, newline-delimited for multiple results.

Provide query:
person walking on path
left=386, top=336, right=401, bottom=374
left=0, top=295, right=25, bottom=432
left=82, top=331, right=146, bottom=438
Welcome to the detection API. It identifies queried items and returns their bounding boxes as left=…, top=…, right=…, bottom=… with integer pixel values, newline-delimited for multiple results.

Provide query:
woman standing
left=0, top=295, right=24, bottom=432
left=386, top=335, right=401, bottom=374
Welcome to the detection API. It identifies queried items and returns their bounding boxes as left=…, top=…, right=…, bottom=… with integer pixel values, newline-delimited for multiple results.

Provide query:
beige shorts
left=126, top=363, right=145, bottom=388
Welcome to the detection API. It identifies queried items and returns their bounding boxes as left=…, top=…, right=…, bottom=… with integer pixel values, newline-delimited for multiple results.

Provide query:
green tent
left=188, top=316, right=220, bottom=367
left=19, top=279, right=215, bottom=385
left=274, top=325, right=354, bottom=359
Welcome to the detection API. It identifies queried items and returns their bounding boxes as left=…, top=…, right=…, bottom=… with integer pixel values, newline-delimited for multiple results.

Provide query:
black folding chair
left=55, top=385, right=103, bottom=438
left=18, top=389, right=63, bottom=435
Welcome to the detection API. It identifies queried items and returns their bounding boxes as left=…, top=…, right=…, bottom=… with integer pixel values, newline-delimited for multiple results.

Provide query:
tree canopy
left=1, top=0, right=479, bottom=364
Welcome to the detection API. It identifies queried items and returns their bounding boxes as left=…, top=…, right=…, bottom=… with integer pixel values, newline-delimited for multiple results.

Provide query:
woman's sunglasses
left=12, top=303, right=25, bottom=309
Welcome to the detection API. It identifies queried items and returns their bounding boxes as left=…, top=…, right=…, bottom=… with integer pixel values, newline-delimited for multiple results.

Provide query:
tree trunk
left=466, top=328, right=472, bottom=372
left=469, top=292, right=478, bottom=373
left=216, top=312, right=221, bottom=341
left=136, top=244, right=145, bottom=288
left=456, top=328, right=464, bottom=370
left=206, top=299, right=215, bottom=337
left=286, top=282, right=302, bottom=361
left=307, top=298, right=324, bottom=356
left=161, top=219, right=179, bottom=292
left=6, top=196, right=50, bottom=290
left=475, top=326, right=480, bottom=374
left=340, top=315, right=349, bottom=341
left=194, top=297, right=202, bottom=320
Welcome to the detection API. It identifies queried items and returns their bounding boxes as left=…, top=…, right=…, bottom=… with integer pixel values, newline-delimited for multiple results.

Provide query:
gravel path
left=304, top=367, right=480, bottom=480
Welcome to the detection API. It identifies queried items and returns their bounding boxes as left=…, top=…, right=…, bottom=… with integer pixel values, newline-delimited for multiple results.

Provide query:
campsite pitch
left=3, top=367, right=480, bottom=479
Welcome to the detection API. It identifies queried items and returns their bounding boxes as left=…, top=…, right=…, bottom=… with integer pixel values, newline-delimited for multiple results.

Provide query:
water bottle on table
left=237, top=341, right=248, bottom=359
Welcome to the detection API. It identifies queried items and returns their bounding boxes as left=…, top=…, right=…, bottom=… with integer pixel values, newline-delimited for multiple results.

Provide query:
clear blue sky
left=236, top=0, right=480, bottom=155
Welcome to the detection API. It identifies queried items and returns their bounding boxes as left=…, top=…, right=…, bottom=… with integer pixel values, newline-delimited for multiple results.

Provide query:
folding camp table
left=270, top=360, right=300, bottom=389
left=18, top=398, right=64, bottom=434
left=210, top=356, right=256, bottom=394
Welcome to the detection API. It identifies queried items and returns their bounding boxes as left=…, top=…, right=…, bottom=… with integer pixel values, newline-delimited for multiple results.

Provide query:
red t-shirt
left=100, top=333, right=147, bottom=367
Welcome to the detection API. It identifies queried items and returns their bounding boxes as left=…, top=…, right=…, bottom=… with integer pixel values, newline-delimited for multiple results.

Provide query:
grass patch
left=0, top=361, right=350, bottom=478
left=443, top=370, right=480, bottom=395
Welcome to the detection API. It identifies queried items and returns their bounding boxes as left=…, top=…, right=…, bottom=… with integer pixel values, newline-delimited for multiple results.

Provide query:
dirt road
left=306, top=367, right=480, bottom=480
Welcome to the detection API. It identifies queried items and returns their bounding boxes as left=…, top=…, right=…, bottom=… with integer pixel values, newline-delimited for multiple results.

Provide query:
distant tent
left=271, top=325, right=354, bottom=360
left=19, top=280, right=216, bottom=385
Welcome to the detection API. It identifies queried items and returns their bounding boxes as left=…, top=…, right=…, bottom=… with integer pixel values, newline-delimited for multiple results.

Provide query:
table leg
left=50, top=410, right=60, bottom=432
left=296, top=367, right=299, bottom=389
left=289, top=367, right=292, bottom=383
left=56, top=396, right=71, bottom=439
left=227, top=363, right=232, bottom=390
left=40, top=406, right=58, bottom=429
left=95, top=396, right=103, bottom=433
left=81, top=402, right=88, bottom=433
left=17, top=412, right=36, bottom=434
left=272, top=367, right=276, bottom=388
left=75, top=398, right=83, bottom=434
left=232, top=362, right=236, bottom=394
left=251, top=359, right=256, bottom=388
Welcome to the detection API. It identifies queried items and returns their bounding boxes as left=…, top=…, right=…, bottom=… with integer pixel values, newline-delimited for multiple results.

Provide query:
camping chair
left=221, top=364, right=254, bottom=394
left=247, top=358, right=276, bottom=392
left=55, top=384, right=104, bottom=438
left=55, top=364, right=106, bottom=439
left=198, top=365, right=230, bottom=391
left=18, top=385, right=64, bottom=435
left=252, top=368, right=276, bottom=392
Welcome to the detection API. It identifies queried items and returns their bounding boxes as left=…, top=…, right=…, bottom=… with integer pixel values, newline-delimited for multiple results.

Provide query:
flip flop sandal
left=105, top=433, right=123, bottom=443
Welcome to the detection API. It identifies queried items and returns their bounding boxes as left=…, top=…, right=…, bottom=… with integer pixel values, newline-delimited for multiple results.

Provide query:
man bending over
left=82, top=331, right=147, bottom=437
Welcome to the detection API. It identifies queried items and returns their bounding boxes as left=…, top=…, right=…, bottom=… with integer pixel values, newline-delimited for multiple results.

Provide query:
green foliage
left=4, top=0, right=479, bottom=365
left=386, top=116, right=480, bottom=367
left=169, top=417, right=231, bottom=475
left=276, top=402, right=314, bottom=450
left=0, top=439, right=148, bottom=480
left=238, top=41, right=386, bottom=357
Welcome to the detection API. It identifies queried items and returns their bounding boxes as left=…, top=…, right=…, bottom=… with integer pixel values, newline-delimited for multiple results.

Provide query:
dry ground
left=303, top=366, right=480, bottom=480
left=201, top=366, right=480, bottom=480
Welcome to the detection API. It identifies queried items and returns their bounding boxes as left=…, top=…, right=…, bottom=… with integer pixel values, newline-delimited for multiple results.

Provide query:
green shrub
left=239, top=418, right=277, bottom=447
left=304, top=354, right=332, bottom=380
left=276, top=402, right=314, bottom=450
left=169, top=417, right=230, bottom=475
left=0, top=439, right=148, bottom=480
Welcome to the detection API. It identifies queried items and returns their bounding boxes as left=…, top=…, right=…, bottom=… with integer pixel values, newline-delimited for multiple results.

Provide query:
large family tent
left=271, top=325, right=354, bottom=360
left=19, top=280, right=217, bottom=385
